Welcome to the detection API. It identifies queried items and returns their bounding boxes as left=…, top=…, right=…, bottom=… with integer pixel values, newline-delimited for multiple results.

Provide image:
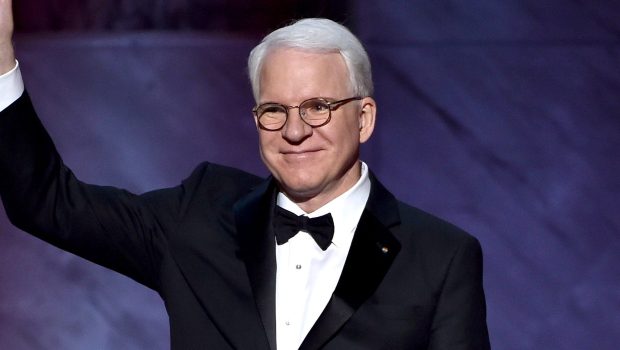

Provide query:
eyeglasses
left=253, top=96, right=362, bottom=131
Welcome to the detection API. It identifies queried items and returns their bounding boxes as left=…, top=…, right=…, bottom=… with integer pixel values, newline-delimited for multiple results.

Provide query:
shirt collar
left=277, top=162, right=371, bottom=248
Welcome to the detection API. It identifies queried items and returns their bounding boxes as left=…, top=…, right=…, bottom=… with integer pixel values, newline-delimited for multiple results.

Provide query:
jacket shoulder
left=141, top=162, right=265, bottom=219
left=185, top=162, right=264, bottom=190
left=393, top=200, right=483, bottom=264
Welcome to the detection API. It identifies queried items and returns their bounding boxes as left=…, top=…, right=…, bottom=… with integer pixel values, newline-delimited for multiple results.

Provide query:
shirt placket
left=281, top=234, right=312, bottom=348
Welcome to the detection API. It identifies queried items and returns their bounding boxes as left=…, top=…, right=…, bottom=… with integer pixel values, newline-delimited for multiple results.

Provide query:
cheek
left=257, top=132, right=274, bottom=151
left=329, top=126, right=360, bottom=151
left=257, top=134, right=280, bottom=167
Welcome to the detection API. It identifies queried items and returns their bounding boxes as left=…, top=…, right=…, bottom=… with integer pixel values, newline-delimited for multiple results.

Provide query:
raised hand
left=0, top=0, right=15, bottom=74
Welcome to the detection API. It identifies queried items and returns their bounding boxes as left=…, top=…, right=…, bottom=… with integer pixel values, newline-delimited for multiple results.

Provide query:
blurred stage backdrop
left=1, top=1, right=619, bottom=349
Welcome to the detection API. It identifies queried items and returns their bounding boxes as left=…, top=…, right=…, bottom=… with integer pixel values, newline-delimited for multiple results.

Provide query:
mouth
left=280, top=149, right=323, bottom=160
left=281, top=149, right=321, bottom=155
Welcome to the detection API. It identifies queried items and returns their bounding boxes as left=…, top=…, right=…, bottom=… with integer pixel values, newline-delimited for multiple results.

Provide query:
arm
left=0, top=93, right=172, bottom=290
left=0, top=0, right=21, bottom=111
left=428, top=235, right=491, bottom=350
left=0, top=0, right=172, bottom=290
left=0, top=0, right=15, bottom=74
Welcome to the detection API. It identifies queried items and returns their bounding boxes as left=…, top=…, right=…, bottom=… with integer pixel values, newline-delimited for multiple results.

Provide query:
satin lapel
left=233, top=179, right=278, bottom=350
left=300, top=173, right=402, bottom=350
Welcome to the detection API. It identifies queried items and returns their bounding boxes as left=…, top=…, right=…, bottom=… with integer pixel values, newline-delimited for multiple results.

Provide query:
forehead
left=258, top=48, right=351, bottom=102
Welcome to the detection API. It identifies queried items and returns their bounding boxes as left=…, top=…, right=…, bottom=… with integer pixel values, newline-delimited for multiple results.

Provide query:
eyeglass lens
left=257, top=98, right=332, bottom=130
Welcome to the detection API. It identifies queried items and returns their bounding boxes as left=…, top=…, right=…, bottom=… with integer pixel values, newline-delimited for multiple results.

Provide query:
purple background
left=1, top=1, right=619, bottom=349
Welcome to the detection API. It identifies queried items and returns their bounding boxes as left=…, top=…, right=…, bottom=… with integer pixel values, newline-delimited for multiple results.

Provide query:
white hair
left=247, top=18, right=373, bottom=102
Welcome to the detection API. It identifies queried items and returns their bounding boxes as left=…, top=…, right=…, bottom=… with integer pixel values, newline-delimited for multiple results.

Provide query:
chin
left=277, top=176, right=323, bottom=200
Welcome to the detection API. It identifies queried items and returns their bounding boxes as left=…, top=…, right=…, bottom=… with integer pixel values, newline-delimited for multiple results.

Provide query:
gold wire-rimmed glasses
left=253, top=96, right=362, bottom=131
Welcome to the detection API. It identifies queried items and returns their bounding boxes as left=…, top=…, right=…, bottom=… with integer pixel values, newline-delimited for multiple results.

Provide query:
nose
left=281, top=107, right=312, bottom=143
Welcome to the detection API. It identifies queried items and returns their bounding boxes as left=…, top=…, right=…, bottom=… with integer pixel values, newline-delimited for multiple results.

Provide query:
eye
left=303, top=100, right=330, bottom=114
left=258, top=104, right=286, bottom=116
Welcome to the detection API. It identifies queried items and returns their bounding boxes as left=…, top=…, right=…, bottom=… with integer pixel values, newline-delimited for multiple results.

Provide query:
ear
left=358, top=97, right=376, bottom=143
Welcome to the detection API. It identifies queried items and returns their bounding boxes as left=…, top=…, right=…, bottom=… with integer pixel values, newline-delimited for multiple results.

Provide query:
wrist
left=0, top=40, right=16, bottom=74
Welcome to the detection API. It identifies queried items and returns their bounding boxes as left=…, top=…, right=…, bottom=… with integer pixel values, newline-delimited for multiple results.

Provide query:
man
left=0, top=0, right=490, bottom=348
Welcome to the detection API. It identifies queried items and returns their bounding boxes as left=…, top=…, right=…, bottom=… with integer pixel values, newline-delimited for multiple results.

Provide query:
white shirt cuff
left=0, top=60, right=24, bottom=112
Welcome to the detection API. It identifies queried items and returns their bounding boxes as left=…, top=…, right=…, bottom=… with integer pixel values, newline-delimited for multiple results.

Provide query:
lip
left=280, top=149, right=323, bottom=160
left=280, top=149, right=322, bottom=154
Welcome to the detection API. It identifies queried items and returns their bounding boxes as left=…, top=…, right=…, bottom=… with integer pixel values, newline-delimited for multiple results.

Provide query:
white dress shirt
left=275, top=163, right=371, bottom=350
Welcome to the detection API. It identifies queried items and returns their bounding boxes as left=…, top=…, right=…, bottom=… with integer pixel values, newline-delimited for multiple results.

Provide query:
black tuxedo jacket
left=0, top=93, right=490, bottom=349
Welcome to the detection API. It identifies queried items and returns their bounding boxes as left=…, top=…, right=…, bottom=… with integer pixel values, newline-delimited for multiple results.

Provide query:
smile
left=280, top=149, right=323, bottom=160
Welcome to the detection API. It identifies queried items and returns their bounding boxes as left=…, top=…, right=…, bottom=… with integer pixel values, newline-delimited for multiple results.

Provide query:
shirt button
left=285, top=321, right=291, bottom=326
left=295, top=264, right=302, bottom=269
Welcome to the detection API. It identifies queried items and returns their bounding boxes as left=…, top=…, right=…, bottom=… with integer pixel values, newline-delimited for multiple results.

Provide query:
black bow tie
left=273, top=206, right=335, bottom=250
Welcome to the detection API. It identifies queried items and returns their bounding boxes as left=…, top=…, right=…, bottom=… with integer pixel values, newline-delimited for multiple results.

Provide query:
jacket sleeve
left=428, top=234, right=491, bottom=350
left=0, top=91, right=177, bottom=290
